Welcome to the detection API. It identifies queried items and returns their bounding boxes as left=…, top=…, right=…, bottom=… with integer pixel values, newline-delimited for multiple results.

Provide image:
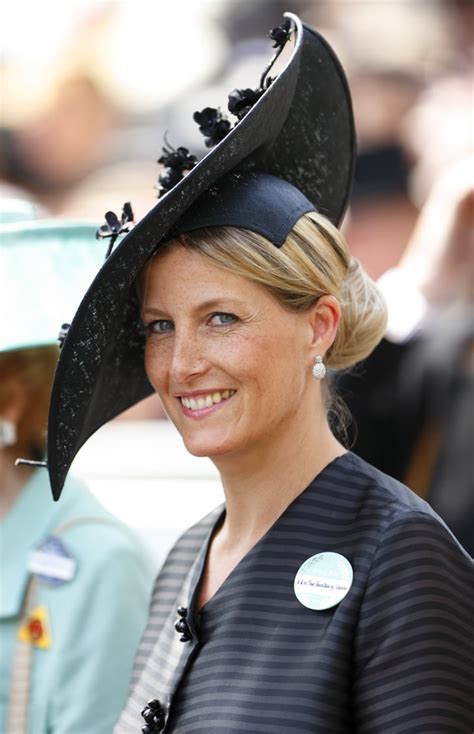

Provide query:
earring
left=0, top=419, right=17, bottom=448
left=312, top=355, right=326, bottom=380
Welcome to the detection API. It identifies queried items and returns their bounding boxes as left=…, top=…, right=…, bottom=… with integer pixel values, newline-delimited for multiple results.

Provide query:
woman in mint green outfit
left=0, top=203, right=156, bottom=733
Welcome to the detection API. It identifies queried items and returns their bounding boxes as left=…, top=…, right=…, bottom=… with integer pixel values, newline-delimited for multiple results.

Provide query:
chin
left=181, top=432, right=238, bottom=460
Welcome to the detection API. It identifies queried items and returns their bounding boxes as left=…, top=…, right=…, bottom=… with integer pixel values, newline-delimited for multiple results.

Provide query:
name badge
left=294, top=552, right=353, bottom=610
left=28, top=536, right=76, bottom=585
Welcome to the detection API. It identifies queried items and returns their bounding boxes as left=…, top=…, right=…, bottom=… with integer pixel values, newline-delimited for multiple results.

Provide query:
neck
left=0, top=448, right=34, bottom=519
left=212, top=405, right=345, bottom=548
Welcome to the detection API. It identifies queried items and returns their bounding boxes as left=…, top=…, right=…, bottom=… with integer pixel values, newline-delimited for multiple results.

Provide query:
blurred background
left=1, top=0, right=473, bottom=560
left=2, top=1, right=471, bottom=231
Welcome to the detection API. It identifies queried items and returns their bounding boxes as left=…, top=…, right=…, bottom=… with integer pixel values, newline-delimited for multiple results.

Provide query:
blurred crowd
left=1, top=2, right=471, bottom=214
left=1, top=0, right=472, bottom=539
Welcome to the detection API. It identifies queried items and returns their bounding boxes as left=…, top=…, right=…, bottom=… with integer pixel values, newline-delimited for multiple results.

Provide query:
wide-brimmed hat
left=47, top=12, right=355, bottom=499
left=0, top=201, right=103, bottom=353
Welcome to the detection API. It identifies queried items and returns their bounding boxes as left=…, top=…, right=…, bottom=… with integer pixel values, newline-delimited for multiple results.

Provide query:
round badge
left=294, top=552, right=353, bottom=611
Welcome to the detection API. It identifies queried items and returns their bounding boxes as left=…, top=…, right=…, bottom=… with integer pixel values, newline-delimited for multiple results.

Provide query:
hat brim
left=47, top=13, right=355, bottom=499
left=1, top=220, right=103, bottom=352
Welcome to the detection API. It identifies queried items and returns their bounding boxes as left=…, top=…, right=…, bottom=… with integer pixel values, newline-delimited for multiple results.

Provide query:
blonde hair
left=171, top=211, right=388, bottom=371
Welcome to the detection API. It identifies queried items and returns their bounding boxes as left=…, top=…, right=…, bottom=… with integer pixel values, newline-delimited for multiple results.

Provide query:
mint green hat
left=0, top=200, right=105, bottom=352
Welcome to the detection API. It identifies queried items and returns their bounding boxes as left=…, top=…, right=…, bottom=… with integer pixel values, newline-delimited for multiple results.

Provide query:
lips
left=179, top=389, right=236, bottom=410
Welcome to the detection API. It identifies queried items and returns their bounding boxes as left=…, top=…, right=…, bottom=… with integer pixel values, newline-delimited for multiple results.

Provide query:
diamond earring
left=312, top=355, right=326, bottom=380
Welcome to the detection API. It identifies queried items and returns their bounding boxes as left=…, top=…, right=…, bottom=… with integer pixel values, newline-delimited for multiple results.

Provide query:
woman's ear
left=307, top=295, right=341, bottom=354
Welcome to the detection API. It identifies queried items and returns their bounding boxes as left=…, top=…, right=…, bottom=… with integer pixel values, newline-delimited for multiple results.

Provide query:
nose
left=169, top=328, right=207, bottom=384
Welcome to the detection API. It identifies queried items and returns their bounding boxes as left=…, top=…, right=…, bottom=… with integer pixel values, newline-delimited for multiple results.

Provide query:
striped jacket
left=115, top=452, right=473, bottom=733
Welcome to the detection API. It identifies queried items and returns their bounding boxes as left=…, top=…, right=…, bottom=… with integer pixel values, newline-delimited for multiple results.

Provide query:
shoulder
left=47, top=475, right=156, bottom=583
left=323, top=452, right=472, bottom=581
left=343, top=451, right=461, bottom=535
left=347, top=460, right=474, bottom=732
left=342, top=454, right=473, bottom=599
left=53, top=476, right=147, bottom=546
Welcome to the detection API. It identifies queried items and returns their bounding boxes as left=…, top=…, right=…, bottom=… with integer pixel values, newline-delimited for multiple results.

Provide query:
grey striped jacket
left=115, top=452, right=473, bottom=733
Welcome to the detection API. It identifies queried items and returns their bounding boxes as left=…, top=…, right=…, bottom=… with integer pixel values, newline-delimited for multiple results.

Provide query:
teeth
left=180, top=389, right=236, bottom=410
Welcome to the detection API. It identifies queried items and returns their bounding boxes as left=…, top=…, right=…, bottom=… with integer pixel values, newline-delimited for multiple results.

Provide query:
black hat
left=47, top=13, right=355, bottom=499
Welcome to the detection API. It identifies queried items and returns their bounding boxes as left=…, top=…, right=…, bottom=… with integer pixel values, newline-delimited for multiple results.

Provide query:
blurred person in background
left=0, top=202, right=156, bottom=733
left=0, top=1, right=228, bottom=217
left=44, top=16, right=472, bottom=733
left=0, top=73, right=117, bottom=212
left=338, top=55, right=473, bottom=553
left=343, top=69, right=422, bottom=280
left=339, top=152, right=474, bottom=555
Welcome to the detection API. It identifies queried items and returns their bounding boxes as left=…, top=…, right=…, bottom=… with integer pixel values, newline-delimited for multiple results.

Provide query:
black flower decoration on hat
left=269, top=18, right=292, bottom=48
left=96, top=202, right=134, bottom=259
left=228, top=87, right=266, bottom=121
left=260, top=19, right=293, bottom=90
left=57, top=323, right=70, bottom=349
left=158, top=18, right=292, bottom=198
left=157, top=141, right=197, bottom=197
left=193, top=107, right=231, bottom=148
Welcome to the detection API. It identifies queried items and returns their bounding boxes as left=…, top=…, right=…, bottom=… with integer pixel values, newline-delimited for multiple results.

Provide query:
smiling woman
left=139, top=212, right=386, bottom=468
left=44, top=13, right=473, bottom=734
left=116, top=192, right=472, bottom=734
left=141, top=240, right=337, bottom=466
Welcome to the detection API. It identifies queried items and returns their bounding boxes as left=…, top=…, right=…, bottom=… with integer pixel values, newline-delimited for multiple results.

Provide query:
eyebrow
left=142, top=297, right=246, bottom=318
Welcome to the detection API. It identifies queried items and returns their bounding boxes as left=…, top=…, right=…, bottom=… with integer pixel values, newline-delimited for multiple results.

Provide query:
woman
left=44, top=14, right=473, bottom=733
left=0, top=205, right=156, bottom=734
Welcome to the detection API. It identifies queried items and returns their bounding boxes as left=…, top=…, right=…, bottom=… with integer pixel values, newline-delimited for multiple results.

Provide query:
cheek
left=144, top=341, right=169, bottom=391
left=229, top=331, right=299, bottom=389
left=258, top=330, right=309, bottom=391
left=218, top=332, right=266, bottom=375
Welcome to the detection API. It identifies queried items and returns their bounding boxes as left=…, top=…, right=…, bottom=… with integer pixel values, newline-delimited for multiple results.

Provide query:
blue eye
left=147, top=319, right=174, bottom=334
left=210, top=312, right=238, bottom=326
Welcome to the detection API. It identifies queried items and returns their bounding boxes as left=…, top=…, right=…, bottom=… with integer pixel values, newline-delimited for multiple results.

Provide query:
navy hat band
left=170, top=172, right=316, bottom=247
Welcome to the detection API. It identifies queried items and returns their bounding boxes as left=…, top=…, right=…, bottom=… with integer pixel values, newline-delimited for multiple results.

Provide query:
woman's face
left=141, top=244, right=318, bottom=463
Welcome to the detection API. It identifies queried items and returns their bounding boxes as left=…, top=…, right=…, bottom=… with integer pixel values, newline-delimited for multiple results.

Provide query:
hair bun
left=326, top=258, right=388, bottom=370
